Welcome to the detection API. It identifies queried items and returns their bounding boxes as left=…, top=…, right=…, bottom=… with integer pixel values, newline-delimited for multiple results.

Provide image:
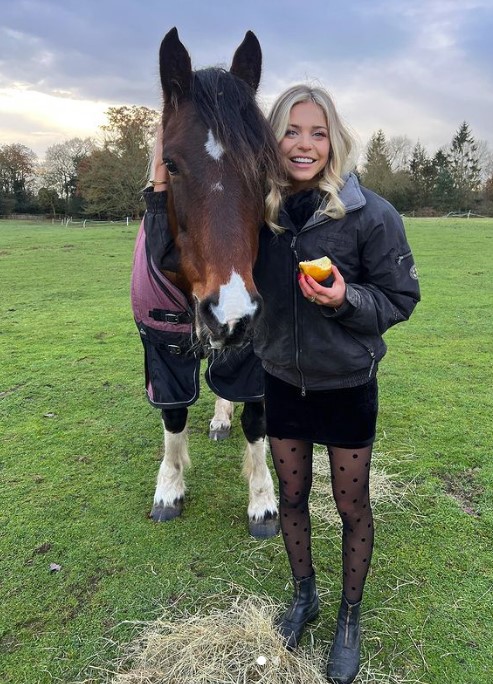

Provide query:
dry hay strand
left=310, top=447, right=417, bottom=530
left=100, top=590, right=427, bottom=684
left=109, top=593, right=327, bottom=684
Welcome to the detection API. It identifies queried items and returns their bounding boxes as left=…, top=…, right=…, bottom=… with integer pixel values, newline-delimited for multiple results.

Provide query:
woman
left=141, top=83, right=420, bottom=684
left=252, top=84, right=420, bottom=684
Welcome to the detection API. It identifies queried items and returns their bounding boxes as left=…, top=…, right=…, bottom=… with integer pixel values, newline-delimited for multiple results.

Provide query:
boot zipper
left=345, top=603, right=352, bottom=645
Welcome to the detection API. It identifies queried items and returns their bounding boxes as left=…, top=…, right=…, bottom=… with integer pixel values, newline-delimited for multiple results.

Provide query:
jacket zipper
left=290, top=235, right=307, bottom=397
left=396, top=250, right=412, bottom=265
left=286, top=214, right=378, bottom=389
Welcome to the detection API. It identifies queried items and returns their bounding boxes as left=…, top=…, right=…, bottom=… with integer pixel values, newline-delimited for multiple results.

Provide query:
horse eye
left=164, top=158, right=179, bottom=175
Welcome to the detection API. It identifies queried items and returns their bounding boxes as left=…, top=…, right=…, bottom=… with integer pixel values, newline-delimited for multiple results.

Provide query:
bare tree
left=476, top=140, right=493, bottom=184
left=387, top=135, right=413, bottom=173
left=41, top=138, right=95, bottom=213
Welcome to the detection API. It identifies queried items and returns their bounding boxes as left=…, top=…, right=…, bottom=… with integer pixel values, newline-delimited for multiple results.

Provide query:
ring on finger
left=309, top=295, right=316, bottom=303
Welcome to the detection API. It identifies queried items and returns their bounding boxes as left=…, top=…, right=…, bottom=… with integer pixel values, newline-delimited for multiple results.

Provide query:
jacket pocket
left=341, top=328, right=380, bottom=378
left=396, top=249, right=412, bottom=265
left=389, top=246, right=414, bottom=273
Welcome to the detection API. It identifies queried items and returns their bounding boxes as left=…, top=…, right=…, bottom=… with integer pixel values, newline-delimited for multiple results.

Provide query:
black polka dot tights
left=269, top=438, right=374, bottom=604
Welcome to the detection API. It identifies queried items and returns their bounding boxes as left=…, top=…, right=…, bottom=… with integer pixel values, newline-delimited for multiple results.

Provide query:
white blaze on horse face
left=205, top=129, right=224, bottom=160
left=211, top=271, right=257, bottom=330
left=211, top=181, right=224, bottom=192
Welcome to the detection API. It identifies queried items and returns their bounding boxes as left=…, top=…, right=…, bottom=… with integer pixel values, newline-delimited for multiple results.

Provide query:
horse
left=139, top=27, right=282, bottom=538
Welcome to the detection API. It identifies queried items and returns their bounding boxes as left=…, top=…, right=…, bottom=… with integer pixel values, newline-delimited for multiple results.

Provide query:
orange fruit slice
left=299, top=256, right=332, bottom=282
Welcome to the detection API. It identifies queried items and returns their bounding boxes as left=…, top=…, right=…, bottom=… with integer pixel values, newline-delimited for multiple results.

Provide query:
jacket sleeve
left=142, top=189, right=180, bottom=272
left=322, top=204, right=420, bottom=336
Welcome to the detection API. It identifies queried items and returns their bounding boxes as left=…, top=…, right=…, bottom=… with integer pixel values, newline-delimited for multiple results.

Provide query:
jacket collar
left=304, top=172, right=366, bottom=228
left=339, top=172, right=366, bottom=213
left=279, top=172, right=366, bottom=232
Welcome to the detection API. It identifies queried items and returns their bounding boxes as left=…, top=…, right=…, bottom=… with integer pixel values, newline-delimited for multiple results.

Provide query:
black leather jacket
left=253, top=173, right=420, bottom=392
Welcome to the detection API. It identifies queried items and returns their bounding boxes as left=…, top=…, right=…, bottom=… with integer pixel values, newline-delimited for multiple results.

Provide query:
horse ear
left=230, top=30, right=262, bottom=92
left=159, top=27, right=192, bottom=103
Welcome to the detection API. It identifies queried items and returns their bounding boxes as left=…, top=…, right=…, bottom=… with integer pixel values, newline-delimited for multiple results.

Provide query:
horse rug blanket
left=130, top=218, right=264, bottom=409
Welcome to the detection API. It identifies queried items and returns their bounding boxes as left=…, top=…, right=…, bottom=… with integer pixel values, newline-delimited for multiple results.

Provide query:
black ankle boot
left=276, top=573, right=319, bottom=650
left=326, top=594, right=361, bottom=683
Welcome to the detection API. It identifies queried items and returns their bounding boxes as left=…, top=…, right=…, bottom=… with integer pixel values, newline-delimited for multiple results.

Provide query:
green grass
left=1, top=217, right=492, bottom=683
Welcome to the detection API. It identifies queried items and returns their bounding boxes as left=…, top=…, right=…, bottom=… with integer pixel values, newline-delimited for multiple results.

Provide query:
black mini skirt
left=264, top=372, right=378, bottom=449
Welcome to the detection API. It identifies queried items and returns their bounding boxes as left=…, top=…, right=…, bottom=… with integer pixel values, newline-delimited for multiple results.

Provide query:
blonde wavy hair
left=264, top=84, right=357, bottom=233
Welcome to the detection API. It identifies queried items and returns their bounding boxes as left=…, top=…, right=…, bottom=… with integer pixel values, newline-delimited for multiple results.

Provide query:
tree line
left=0, top=106, right=159, bottom=220
left=1, top=106, right=492, bottom=219
left=360, top=123, right=493, bottom=216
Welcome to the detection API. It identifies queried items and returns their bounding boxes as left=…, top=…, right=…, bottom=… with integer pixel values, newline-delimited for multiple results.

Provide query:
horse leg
left=241, top=402, right=280, bottom=538
left=150, top=407, right=190, bottom=522
left=209, top=396, right=234, bottom=440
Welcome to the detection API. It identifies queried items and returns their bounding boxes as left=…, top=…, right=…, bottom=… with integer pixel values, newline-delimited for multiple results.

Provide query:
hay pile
left=111, top=594, right=327, bottom=684
left=99, top=447, right=422, bottom=684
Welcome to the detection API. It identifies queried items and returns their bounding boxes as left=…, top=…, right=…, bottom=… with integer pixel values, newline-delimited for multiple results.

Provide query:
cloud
left=0, top=85, right=108, bottom=156
left=1, top=0, right=492, bottom=159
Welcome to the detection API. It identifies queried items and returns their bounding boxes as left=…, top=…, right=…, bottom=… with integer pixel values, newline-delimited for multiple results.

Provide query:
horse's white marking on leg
left=205, top=129, right=224, bottom=160
left=243, top=438, right=278, bottom=521
left=209, top=397, right=233, bottom=435
left=153, top=423, right=190, bottom=507
left=211, top=271, right=257, bottom=328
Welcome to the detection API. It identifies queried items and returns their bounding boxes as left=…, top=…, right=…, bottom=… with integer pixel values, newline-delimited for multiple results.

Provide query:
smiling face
left=279, top=100, right=330, bottom=192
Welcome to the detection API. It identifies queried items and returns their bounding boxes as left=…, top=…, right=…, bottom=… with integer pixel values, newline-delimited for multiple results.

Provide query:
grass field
left=0, top=217, right=492, bottom=683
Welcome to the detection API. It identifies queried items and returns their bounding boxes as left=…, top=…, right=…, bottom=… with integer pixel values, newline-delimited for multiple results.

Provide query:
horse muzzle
left=197, top=293, right=263, bottom=349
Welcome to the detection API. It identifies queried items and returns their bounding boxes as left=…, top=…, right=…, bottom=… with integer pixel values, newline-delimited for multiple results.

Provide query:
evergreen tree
left=361, top=130, right=413, bottom=211
left=431, top=149, right=456, bottom=212
left=447, top=122, right=481, bottom=210
left=361, top=130, right=393, bottom=197
left=409, top=142, right=435, bottom=210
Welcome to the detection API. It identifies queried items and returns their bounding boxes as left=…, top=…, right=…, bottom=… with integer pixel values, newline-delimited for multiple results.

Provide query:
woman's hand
left=149, top=124, right=168, bottom=190
left=298, top=264, right=346, bottom=309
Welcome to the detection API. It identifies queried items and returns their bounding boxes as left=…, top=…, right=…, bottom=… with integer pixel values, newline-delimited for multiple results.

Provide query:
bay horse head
left=159, top=27, right=281, bottom=349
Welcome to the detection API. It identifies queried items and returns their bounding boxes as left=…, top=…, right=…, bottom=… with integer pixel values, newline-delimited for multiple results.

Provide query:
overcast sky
left=1, top=0, right=492, bottom=160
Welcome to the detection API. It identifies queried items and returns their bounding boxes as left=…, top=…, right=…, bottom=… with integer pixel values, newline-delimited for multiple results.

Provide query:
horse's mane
left=190, top=68, right=283, bottom=192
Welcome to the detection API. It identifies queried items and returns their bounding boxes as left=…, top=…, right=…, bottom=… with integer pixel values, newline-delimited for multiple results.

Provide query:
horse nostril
left=198, top=293, right=261, bottom=346
left=226, top=319, right=240, bottom=335
left=226, top=316, right=249, bottom=345
left=198, top=297, right=221, bottom=332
